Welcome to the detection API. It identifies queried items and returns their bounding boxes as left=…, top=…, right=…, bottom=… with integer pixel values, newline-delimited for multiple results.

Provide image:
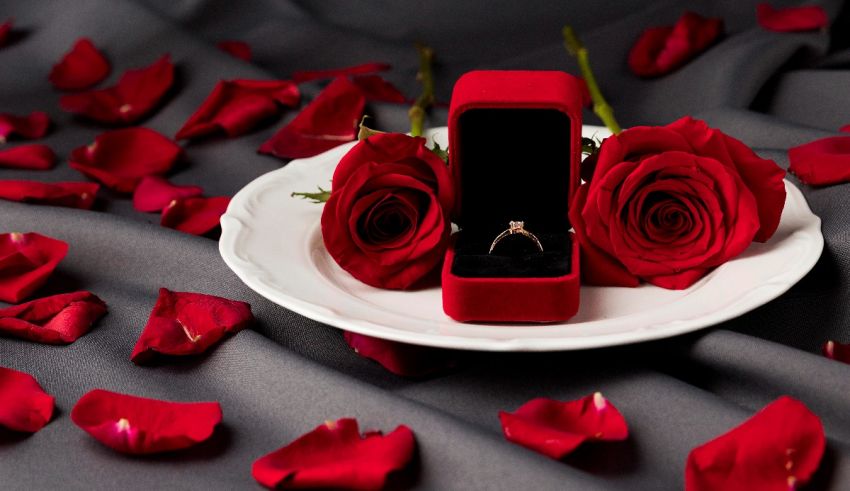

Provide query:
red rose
left=628, top=12, right=723, bottom=78
left=570, top=117, right=786, bottom=290
left=322, top=133, right=454, bottom=289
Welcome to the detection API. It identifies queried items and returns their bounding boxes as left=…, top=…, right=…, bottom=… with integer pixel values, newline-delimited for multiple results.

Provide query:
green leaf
left=291, top=186, right=331, bottom=204
left=430, top=141, right=449, bottom=164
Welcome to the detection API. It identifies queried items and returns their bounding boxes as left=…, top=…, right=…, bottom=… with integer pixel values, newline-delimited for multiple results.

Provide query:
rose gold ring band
left=488, top=220, right=544, bottom=254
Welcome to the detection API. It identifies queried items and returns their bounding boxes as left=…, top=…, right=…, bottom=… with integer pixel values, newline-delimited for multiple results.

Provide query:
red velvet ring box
left=441, top=70, right=583, bottom=323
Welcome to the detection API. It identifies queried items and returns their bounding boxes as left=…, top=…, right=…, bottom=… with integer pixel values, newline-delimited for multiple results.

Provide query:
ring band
left=488, top=221, right=544, bottom=254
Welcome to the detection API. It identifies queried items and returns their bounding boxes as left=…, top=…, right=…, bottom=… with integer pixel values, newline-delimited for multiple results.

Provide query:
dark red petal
left=0, top=111, right=50, bottom=142
left=133, top=176, right=202, bottom=212
left=757, top=3, right=828, bottom=32
left=176, top=79, right=300, bottom=140
left=131, top=288, right=253, bottom=364
left=0, top=19, right=12, bottom=48
left=0, top=145, right=56, bottom=170
left=0, top=366, right=54, bottom=433
left=69, top=127, right=182, bottom=193
left=823, top=340, right=850, bottom=364
left=499, top=393, right=628, bottom=459
left=70, top=389, right=222, bottom=455
left=49, top=38, right=110, bottom=90
left=160, top=196, right=230, bottom=236
left=292, top=62, right=391, bottom=84
left=788, top=136, right=850, bottom=186
left=0, top=291, right=107, bottom=344
left=686, top=396, right=824, bottom=491
left=628, top=12, right=723, bottom=78
left=0, top=232, right=68, bottom=304
left=351, top=75, right=407, bottom=103
left=0, top=180, right=98, bottom=209
left=840, top=124, right=850, bottom=133
left=252, top=418, right=415, bottom=490
left=343, top=331, right=457, bottom=377
left=216, top=40, right=252, bottom=61
left=59, top=54, right=174, bottom=124
left=259, top=77, right=365, bottom=159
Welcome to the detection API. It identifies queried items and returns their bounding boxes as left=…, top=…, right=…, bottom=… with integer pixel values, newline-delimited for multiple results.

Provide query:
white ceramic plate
left=220, top=126, right=823, bottom=351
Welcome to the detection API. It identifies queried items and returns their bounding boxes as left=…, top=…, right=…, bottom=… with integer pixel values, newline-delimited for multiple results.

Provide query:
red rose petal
left=259, top=77, right=366, bottom=160
left=0, top=232, right=68, bottom=304
left=292, top=62, right=391, bottom=84
left=343, top=331, right=456, bottom=377
left=840, top=124, right=850, bottom=133
left=628, top=12, right=723, bottom=78
left=0, top=145, right=56, bottom=170
left=59, top=54, right=174, bottom=124
left=499, top=393, right=629, bottom=459
left=686, top=396, right=824, bottom=491
left=0, top=19, right=12, bottom=48
left=0, top=180, right=98, bottom=210
left=70, top=127, right=181, bottom=193
left=0, top=366, right=54, bottom=433
left=130, top=288, right=253, bottom=364
left=132, top=176, right=203, bottom=212
left=757, top=3, right=828, bottom=32
left=70, top=389, right=222, bottom=455
left=823, top=340, right=850, bottom=364
left=216, top=40, right=252, bottom=61
left=0, top=111, right=50, bottom=142
left=351, top=75, right=407, bottom=103
left=49, top=38, right=110, bottom=90
left=788, top=136, right=850, bottom=186
left=0, top=291, right=107, bottom=344
left=160, top=196, right=230, bottom=236
left=176, top=79, right=300, bottom=140
left=252, top=418, right=415, bottom=490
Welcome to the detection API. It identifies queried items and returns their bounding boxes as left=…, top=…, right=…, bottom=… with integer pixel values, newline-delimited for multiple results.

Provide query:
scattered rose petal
left=0, top=232, right=68, bottom=304
left=59, top=54, right=174, bottom=124
left=499, top=393, right=628, bottom=459
left=176, top=79, right=300, bottom=140
left=351, top=75, right=407, bottom=103
left=160, top=196, right=230, bottom=236
left=757, top=3, right=828, bottom=32
left=344, top=331, right=456, bottom=377
left=686, top=396, right=824, bottom=491
left=292, top=62, right=390, bottom=84
left=70, top=127, right=181, bottom=193
left=0, top=111, right=50, bottom=142
left=216, top=40, right=252, bottom=61
left=252, top=418, right=415, bottom=490
left=628, top=12, right=723, bottom=78
left=0, top=180, right=99, bottom=209
left=133, top=176, right=202, bottom=212
left=0, top=366, right=54, bottom=433
left=131, top=288, right=253, bottom=364
left=259, top=77, right=365, bottom=159
left=0, top=291, right=107, bottom=344
left=788, top=136, right=850, bottom=186
left=823, top=340, right=850, bottom=364
left=0, top=19, right=12, bottom=48
left=840, top=124, right=850, bottom=133
left=49, top=38, right=110, bottom=90
left=0, top=145, right=56, bottom=170
left=70, top=389, right=222, bottom=455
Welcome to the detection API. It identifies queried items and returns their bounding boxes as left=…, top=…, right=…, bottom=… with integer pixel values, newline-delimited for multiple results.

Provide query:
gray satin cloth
left=1, top=1, right=850, bottom=489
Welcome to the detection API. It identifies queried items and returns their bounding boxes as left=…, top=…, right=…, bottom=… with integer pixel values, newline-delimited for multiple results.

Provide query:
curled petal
left=259, top=77, right=365, bottom=159
left=59, top=54, right=174, bottom=124
left=0, top=111, right=50, bottom=142
left=823, top=340, right=850, bottom=364
left=499, top=393, right=628, bottom=459
left=0, top=145, right=56, bottom=170
left=628, top=12, right=722, bottom=78
left=49, top=38, right=110, bottom=90
left=0, top=232, right=68, bottom=303
left=351, top=75, right=407, bottom=103
left=292, top=62, right=390, bottom=84
left=0, top=180, right=98, bottom=209
left=133, top=176, right=202, bottom=212
left=216, top=40, right=252, bottom=61
left=0, top=291, right=107, bottom=344
left=840, top=124, right=850, bottom=133
left=70, top=127, right=182, bottom=193
left=757, top=3, right=828, bottom=32
left=0, top=366, right=54, bottom=433
left=131, top=288, right=253, bottom=364
left=343, top=331, right=457, bottom=377
left=789, top=136, right=850, bottom=186
left=686, top=396, right=824, bottom=491
left=252, top=418, right=415, bottom=490
left=70, top=389, right=222, bottom=455
left=160, top=196, right=230, bottom=236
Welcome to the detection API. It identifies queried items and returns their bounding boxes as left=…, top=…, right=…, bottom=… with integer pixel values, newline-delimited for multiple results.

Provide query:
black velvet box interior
left=451, top=108, right=573, bottom=278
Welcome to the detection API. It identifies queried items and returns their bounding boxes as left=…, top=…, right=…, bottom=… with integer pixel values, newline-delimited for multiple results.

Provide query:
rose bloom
left=571, top=117, right=786, bottom=290
left=322, top=133, right=455, bottom=289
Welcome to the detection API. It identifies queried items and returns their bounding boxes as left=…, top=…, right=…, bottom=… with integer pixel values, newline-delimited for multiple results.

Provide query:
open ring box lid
left=442, top=70, right=583, bottom=323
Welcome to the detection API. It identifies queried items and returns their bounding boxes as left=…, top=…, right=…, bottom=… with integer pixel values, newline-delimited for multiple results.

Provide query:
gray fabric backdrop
left=1, top=0, right=850, bottom=489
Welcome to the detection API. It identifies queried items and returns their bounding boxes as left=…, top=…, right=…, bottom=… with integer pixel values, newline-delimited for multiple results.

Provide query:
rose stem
left=561, top=26, right=622, bottom=135
left=408, top=43, right=435, bottom=137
